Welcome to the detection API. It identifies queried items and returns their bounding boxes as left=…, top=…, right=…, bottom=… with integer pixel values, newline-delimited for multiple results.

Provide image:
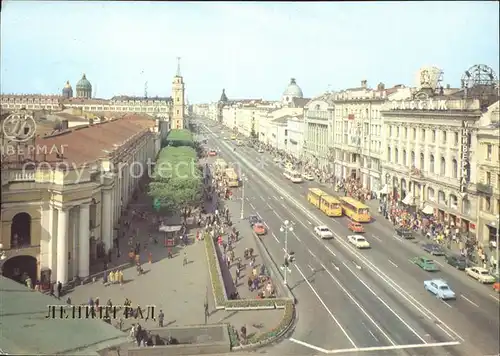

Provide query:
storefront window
left=438, top=191, right=446, bottom=205
left=428, top=187, right=435, bottom=201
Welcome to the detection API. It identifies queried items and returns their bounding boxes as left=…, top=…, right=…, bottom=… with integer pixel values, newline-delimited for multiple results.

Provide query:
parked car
left=424, top=279, right=456, bottom=300
left=301, top=172, right=314, bottom=181
left=253, top=223, right=267, bottom=235
left=347, top=235, right=371, bottom=249
left=444, top=253, right=467, bottom=270
left=422, top=243, right=445, bottom=256
left=314, top=225, right=334, bottom=239
left=412, top=256, right=440, bottom=272
left=248, top=215, right=262, bottom=227
left=395, top=227, right=414, bottom=239
left=465, top=267, right=496, bottom=284
left=208, top=150, right=217, bottom=156
left=493, top=282, right=500, bottom=293
left=348, top=221, right=365, bottom=233
left=258, top=148, right=264, bottom=153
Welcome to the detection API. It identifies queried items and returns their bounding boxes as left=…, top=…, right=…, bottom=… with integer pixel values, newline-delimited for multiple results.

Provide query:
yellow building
left=476, top=100, right=500, bottom=246
left=0, top=112, right=167, bottom=285
left=171, top=57, right=186, bottom=129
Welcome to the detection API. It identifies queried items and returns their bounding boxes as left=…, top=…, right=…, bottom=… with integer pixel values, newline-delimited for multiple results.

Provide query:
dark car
left=445, top=253, right=467, bottom=270
left=422, top=243, right=445, bottom=256
left=395, top=227, right=414, bottom=239
left=248, top=215, right=262, bottom=227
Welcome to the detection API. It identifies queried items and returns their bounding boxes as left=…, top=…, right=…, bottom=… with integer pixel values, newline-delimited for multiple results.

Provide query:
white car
left=347, top=235, right=371, bottom=249
left=301, top=173, right=314, bottom=181
left=314, top=225, right=334, bottom=239
left=258, top=148, right=264, bottom=153
left=273, top=157, right=281, bottom=163
left=465, top=267, right=496, bottom=284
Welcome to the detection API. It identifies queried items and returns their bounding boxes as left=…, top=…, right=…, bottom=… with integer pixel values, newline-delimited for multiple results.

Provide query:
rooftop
left=0, top=277, right=127, bottom=355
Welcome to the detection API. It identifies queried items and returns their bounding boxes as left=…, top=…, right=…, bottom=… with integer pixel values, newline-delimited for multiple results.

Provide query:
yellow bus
left=320, top=195, right=343, bottom=217
left=225, top=168, right=240, bottom=187
left=307, top=188, right=326, bottom=208
left=339, top=197, right=371, bottom=222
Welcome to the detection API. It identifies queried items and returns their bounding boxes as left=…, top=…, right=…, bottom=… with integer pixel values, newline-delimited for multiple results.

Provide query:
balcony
left=476, top=183, right=493, bottom=195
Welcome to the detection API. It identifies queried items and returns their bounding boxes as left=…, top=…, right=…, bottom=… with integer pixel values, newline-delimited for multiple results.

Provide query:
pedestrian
left=183, top=252, right=188, bottom=266
left=148, top=251, right=153, bottom=264
left=57, top=281, right=62, bottom=299
left=158, top=310, right=164, bottom=327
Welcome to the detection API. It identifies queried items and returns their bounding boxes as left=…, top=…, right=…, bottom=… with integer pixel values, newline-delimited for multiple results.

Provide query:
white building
left=331, top=80, right=402, bottom=192
left=303, top=93, right=335, bottom=168
left=286, top=115, right=305, bottom=158
left=380, top=66, right=498, bottom=237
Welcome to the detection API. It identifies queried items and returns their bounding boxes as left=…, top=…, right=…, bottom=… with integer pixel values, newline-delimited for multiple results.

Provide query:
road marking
left=460, top=295, right=479, bottom=307
left=392, top=234, right=402, bottom=242
left=292, top=231, right=302, bottom=242
left=442, top=300, right=452, bottom=308
left=340, top=262, right=427, bottom=343
left=388, top=260, right=398, bottom=268
left=331, top=262, right=340, bottom=271
left=308, top=249, right=317, bottom=259
left=436, top=323, right=455, bottom=340
left=273, top=196, right=278, bottom=200
left=206, top=126, right=464, bottom=342
left=268, top=196, right=272, bottom=200
left=272, top=232, right=280, bottom=243
left=353, top=261, right=362, bottom=270
left=321, top=262, right=396, bottom=345
left=489, top=294, right=500, bottom=302
left=249, top=202, right=255, bottom=209
left=294, top=265, right=357, bottom=348
left=288, top=338, right=329, bottom=353
left=280, top=196, right=284, bottom=199
left=332, top=219, right=340, bottom=224
left=367, top=329, right=379, bottom=342
left=260, top=196, right=265, bottom=201
left=325, top=245, right=336, bottom=257
left=371, top=234, right=382, bottom=242
left=308, top=264, right=315, bottom=272
left=307, top=220, right=312, bottom=225
left=272, top=209, right=283, bottom=220
left=281, top=203, right=287, bottom=208
left=433, top=260, right=443, bottom=267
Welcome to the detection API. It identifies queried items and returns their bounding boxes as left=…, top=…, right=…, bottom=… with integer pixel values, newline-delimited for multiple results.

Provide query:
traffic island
left=204, top=225, right=296, bottom=350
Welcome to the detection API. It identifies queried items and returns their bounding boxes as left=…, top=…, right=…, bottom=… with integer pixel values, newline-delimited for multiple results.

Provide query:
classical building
left=381, top=66, right=499, bottom=237
left=475, top=100, right=500, bottom=245
left=303, top=93, right=335, bottom=168
left=286, top=115, right=305, bottom=158
left=76, top=74, right=92, bottom=99
left=0, top=113, right=169, bottom=285
left=331, top=80, right=401, bottom=192
left=172, top=59, right=186, bottom=129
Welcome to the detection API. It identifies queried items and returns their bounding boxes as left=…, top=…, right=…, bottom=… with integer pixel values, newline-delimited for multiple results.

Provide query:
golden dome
left=64, top=81, right=72, bottom=89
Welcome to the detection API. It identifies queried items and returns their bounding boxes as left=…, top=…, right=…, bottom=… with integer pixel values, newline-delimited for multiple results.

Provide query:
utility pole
left=280, top=220, right=293, bottom=285
left=240, top=173, right=246, bottom=220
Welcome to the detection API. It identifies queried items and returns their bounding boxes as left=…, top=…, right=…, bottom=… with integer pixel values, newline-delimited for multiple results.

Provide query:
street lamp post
left=280, top=220, right=293, bottom=285
left=240, top=174, right=246, bottom=220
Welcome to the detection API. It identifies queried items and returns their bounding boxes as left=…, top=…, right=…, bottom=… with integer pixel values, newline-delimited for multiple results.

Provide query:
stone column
left=78, top=204, right=90, bottom=278
left=57, top=208, right=69, bottom=284
left=48, top=206, right=56, bottom=275
left=102, top=189, right=112, bottom=251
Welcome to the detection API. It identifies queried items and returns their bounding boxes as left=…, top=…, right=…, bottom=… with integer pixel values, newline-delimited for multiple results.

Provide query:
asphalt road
left=196, top=120, right=499, bottom=356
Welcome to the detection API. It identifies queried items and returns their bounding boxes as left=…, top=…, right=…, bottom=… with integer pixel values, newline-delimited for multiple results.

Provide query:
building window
left=389, top=126, right=393, bottom=136
left=395, top=148, right=399, bottom=164
left=440, top=156, right=446, bottom=175
left=412, top=128, right=416, bottom=140
left=487, top=144, right=492, bottom=160
left=454, top=132, right=459, bottom=145
left=428, top=187, right=435, bottom=201
left=422, top=128, right=426, bottom=141
left=438, top=191, right=446, bottom=205
left=463, top=198, right=471, bottom=215
left=420, top=153, right=425, bottom=169
left=442, top=131, right=447, bottom=144
left=387, top=147, right=391, bottom=162
left=430, top=154, right=435, bottom=173
left=484, top=197, right=491, bottom=212
left=432, top=130, right=436, bottom=142
left=396, top=126, right=400, bottom=137
left=452, top=159, right=458, bottom=178
left=404, top=127, right=408, bottom=139
left=176, top=110, right=179, bottom=115
left=403, top=149, right=407, bottom=166
left=486, top=172, right=491, bottom=185
left=284, top=129, right=288, bottom=136
left=176, top=97, right=180, bottom=102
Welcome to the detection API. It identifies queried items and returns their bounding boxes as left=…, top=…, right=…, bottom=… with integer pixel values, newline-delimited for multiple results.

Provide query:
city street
left=199, top=121, right=500, bottom=356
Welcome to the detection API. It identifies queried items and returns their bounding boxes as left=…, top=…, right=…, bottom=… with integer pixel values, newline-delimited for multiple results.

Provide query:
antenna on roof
left=144, top=81, right=148, bottom=99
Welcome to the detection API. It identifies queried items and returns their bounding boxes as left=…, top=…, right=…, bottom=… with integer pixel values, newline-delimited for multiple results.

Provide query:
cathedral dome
left=283, top=78, right=303, bottom=98
left=62, top=80, right=73, bottom=98
left=76, top=74, right=92, bottom=91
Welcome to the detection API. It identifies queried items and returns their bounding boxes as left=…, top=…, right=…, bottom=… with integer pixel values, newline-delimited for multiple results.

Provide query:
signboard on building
left=348, top=114, right=355, bottom=120
left=460, top=121, right=470, bottom=193
left=390, top=99, right=448, bottom=111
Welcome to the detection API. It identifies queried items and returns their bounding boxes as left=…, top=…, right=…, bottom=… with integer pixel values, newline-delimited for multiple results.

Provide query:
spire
left=176, top=57, right=181, bottom=77
left=220, top=88, right=228, bottom=103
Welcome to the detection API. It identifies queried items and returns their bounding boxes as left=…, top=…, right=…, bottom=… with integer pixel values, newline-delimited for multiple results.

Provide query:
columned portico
left=102, top=189, right=113, bottom=251
left=78, top=204, right=90, bottom=278
left=57, top=208, right=69, bottom=284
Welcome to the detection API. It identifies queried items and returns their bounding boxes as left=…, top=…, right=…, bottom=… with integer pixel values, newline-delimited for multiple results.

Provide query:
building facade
left=331, top=81, right=397, bottom=192
left=286, top=115, right=305, bottom=159
left=381, top=90, right=484, bottom=236
left=303, top=93, right=335, bottom=168
left=475, top=101, right=500, bottom=246
left=0, top=114, right=167, bottom=285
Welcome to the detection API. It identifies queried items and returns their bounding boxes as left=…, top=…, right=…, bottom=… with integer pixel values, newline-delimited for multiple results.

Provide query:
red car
left=253, top=223, right=267, bottom=236
left=208, top=150, right=217, bottom=156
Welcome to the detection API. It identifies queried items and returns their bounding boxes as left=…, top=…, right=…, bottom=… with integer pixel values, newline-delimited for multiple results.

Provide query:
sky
left=1, top=1, right=499, bottom=103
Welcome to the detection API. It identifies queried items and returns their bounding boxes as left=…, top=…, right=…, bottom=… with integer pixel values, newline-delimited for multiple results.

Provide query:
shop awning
left=289, top=139, right=297, bottom=145
left=402, top=193, right=414, bottom=206
left=421, top=205, right=434, bottom=215
left=378, top=184, right=389, bottom=195
left=159, top=225, right=183, bottom=233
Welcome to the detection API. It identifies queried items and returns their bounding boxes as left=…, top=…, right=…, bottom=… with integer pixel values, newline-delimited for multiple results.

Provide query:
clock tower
left=172, top=57, right=185, bottom=129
